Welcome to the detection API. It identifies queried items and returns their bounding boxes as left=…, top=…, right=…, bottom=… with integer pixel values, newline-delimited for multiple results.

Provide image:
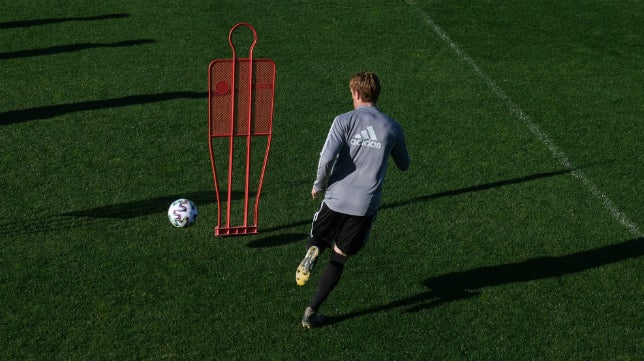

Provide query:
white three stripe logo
left=354, top=126, right=377, bottom=141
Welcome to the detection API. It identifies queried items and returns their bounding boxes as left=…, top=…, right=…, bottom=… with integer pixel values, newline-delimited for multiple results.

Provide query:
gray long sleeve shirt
left=313, top=105, right=410, bottom=216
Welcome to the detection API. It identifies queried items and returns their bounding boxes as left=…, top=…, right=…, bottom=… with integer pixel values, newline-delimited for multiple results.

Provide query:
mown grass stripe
left=407, top=0, right=642, bottom=238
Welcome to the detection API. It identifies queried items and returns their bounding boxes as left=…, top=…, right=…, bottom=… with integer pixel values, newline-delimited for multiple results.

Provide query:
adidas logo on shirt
left=350, top=126, right=382, bottom=149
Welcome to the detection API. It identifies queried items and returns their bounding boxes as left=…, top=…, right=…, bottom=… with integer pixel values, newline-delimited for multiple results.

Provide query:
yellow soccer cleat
left=296, top=246, right=320, bottom=286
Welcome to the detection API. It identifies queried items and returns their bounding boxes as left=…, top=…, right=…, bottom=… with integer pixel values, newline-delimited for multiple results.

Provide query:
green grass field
left=1, top=1, right=642, bottom=360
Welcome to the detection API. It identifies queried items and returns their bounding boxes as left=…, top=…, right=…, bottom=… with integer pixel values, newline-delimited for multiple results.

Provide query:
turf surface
left=1, top=1, right=642, bottom=360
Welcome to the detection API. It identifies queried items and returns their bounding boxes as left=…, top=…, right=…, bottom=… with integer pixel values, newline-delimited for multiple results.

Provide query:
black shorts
left=309, top=202, right=376, bottom=256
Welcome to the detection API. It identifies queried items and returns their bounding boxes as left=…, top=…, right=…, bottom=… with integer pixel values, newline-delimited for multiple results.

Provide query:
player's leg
left=307, top=250, right=348, bottom=310
left=308, top=202, right=341, bottom=252
left=301, top=213, right=376, bottom=328
left=296, top=203, right=340, bottom=286
left=302, top=250, right=347, bottom=329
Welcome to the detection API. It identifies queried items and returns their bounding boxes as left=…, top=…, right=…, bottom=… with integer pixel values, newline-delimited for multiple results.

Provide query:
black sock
left=309, top=252, right=347, bottom=311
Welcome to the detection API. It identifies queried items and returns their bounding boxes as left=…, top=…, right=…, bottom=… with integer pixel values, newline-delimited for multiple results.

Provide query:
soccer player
left=296, top=72, right=411, bottom=328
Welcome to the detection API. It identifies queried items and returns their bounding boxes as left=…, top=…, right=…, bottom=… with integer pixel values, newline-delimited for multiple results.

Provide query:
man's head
left=349, top=72, right=380, bottom=105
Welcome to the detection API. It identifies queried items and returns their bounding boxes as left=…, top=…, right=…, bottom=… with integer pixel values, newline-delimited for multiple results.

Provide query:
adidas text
left=350, top=138, right=382, bottom=149
left=351, top=126, right=382, bottom=149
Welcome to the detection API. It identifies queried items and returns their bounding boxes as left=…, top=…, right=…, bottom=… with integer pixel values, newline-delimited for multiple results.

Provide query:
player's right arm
left=312, top=117, right=344, bottom=194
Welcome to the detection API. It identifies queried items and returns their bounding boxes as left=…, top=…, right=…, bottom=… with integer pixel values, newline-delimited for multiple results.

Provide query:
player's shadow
left=0, top=13, right=129, bottom=29
left=323, top=237, right=643, bottom=326
left=0, top=91, right=208, bottom=125
left=420, top=237, right=643, bottom=300
left=0, top=39, right=155, bottom=60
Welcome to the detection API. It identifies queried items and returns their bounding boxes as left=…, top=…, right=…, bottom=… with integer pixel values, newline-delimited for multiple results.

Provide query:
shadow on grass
left=0, top=39, right=155, bottom=60
left=324, top=237, right=643, bottom=326
left=0, top=13, right=129, bottom=29
left=0, top=91, right=207, bottom=125
left=421, top=237, right=643, bottom=295
left=246, top=233, right=308, bottom=248
left=383, top=168, right=574, bottom=209
left=261, top=220, right=312, bottom=235
left=61, top=190, right=249, bottom=219
left=257, top=168, right=575, bottom=241
left=0, top=190, right=248, bottom=236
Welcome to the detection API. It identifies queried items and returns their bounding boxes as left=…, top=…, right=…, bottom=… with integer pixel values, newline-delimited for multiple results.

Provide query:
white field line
left=406, top=1, right=642, bottom=238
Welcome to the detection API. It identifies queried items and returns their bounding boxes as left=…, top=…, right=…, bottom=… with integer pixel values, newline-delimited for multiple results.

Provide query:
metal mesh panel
left=209, top=59, right=275, bottom=137
left=209, top=60, right=233, bottom=136
left=250, top=60, right=275, bottom=135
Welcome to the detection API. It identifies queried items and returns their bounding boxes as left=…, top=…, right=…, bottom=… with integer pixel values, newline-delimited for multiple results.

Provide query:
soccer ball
left=167, top=198, right=198, bottom=228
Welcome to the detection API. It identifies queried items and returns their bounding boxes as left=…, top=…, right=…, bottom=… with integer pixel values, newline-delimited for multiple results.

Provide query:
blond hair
left=349, top=72, right=380, bottom=103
